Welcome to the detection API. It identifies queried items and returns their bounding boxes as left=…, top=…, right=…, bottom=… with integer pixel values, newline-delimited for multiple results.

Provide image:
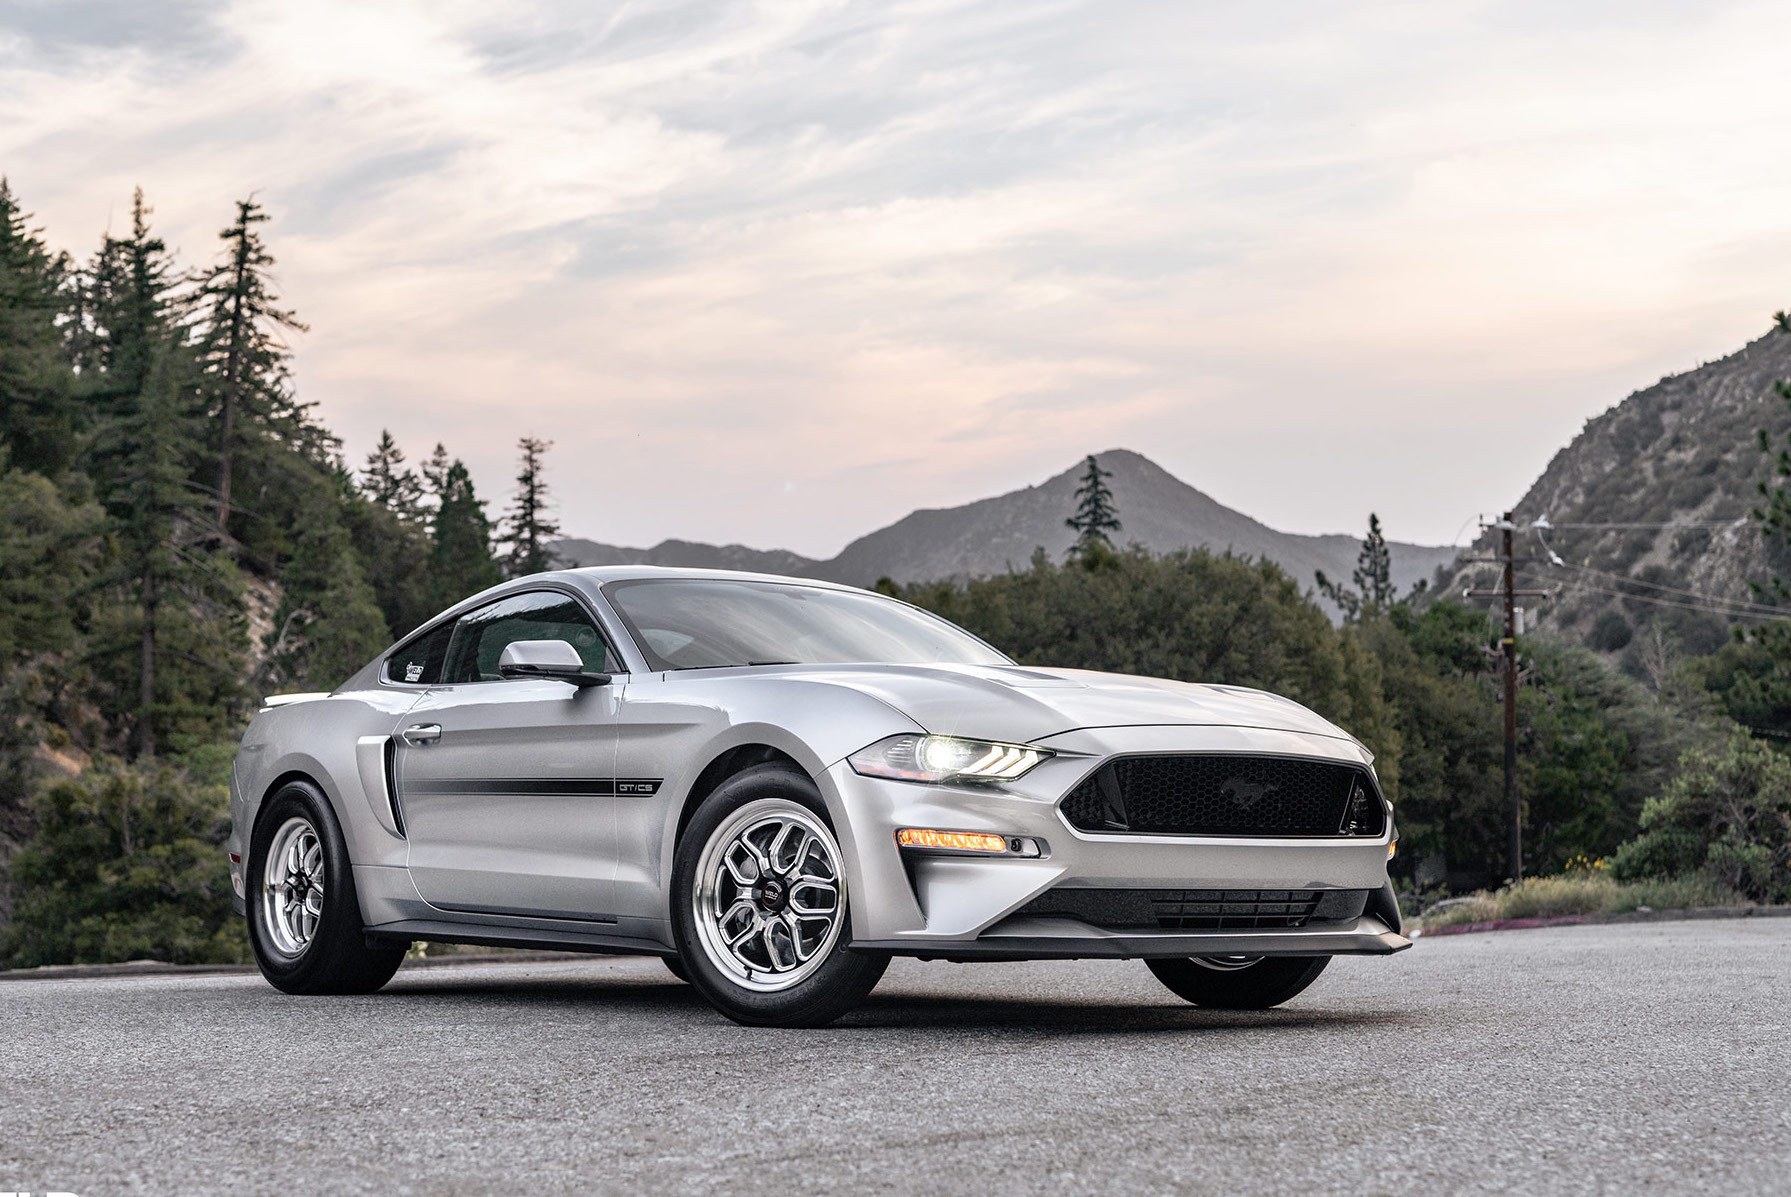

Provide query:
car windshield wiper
left=676, top=660, right=804, bottom=671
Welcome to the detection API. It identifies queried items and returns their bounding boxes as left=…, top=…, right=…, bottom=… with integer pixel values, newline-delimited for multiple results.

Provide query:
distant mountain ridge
left=552, top=450, right=1456, bottom=614
left=1441, top=329, right=1791, bottom=657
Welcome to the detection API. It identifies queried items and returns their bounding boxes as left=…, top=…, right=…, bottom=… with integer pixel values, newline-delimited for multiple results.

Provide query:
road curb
left=1413, top=903, right=1791, bottom=938
left=0, top=949, right=600, bottom=982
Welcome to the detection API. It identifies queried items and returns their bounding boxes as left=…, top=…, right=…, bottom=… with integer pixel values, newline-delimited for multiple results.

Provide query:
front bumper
left=821, top=724, right=1408, bottom=959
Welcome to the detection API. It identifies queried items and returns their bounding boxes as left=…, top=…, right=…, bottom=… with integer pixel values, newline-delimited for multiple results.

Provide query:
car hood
left=778, top=662, right=1359, bottom=747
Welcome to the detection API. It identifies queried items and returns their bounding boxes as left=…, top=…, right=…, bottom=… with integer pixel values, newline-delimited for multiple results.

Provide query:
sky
left=4, top=0, right=1791, bottom=557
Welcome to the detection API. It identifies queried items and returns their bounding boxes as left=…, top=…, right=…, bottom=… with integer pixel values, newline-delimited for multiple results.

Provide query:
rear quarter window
left=385, top=621, right=454, bottom=685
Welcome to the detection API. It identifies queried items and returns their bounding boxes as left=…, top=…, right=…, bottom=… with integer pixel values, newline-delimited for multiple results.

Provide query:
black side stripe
left=403, top=777, right=663, bottom=797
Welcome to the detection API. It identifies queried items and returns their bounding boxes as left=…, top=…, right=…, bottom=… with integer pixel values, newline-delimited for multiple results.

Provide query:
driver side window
left=442, top=591, right=615, bottom=684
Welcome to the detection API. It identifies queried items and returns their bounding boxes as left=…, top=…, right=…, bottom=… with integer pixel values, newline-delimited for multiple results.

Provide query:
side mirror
left=497, top=640, right=611, bottom=688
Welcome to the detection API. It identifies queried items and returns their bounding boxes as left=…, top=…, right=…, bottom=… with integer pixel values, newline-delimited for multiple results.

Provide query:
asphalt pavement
left=2, top=919, right=1788, bottom=1195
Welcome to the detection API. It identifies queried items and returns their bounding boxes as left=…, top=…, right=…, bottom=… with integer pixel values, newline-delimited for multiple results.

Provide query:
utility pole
left=1464, top=513, right=1550, bottom=883
left=1499, top=514, right=1521, bottom=882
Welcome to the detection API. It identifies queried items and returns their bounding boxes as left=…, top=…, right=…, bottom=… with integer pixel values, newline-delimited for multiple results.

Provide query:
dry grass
left=1416, top=872, right=1743, bottom=931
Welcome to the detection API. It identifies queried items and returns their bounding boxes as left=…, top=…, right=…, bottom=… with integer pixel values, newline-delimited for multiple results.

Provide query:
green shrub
left=1610, top=732, right=1791, bottom=902
left=1587, top=610, right=1634, bottom=652
left=2, top=758, right=247, bottom=968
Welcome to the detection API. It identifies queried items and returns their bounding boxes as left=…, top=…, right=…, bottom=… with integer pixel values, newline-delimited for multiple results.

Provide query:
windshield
left=604, top=578, right=1011, bottom=671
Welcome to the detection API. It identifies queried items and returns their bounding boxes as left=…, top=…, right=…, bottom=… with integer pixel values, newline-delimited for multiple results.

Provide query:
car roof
left=544, top=564, right=869, bottom=593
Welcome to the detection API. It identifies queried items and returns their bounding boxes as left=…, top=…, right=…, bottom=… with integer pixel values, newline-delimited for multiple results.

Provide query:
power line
left=1539, top=520, right=1747, bottom=530
left=1529, top=525, right=1785, bottom=618
left=1539, top=574, right=1777, bottom=620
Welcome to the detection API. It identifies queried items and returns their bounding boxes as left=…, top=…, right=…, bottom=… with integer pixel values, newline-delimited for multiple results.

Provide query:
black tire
left=661, top=955, right=690, bottom=984
left=1146, top=955, right=1330, bottom=1010
left=246, top=779, right=405, bottom=996
left=672, top=764, right=888, bottom=1027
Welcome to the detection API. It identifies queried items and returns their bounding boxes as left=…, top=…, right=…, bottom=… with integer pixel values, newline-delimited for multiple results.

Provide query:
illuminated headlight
left=849, top=734, right=1052, bottom=784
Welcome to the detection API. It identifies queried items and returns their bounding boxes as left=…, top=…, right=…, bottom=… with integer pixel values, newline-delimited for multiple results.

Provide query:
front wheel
left=672, top=765, right=888, bottom=1026
left=1146, top=955, right=1330, bottom=1009
left=246, top=780, right=405, bottom=995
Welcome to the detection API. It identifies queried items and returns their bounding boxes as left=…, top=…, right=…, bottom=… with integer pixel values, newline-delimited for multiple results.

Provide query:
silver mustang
left=229, top=566, right=1407, bottom=1026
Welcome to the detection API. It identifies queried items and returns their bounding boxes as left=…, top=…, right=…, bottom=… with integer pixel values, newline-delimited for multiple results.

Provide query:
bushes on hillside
left=1612, top=733, right=1791, bottom=902
left=2, top=757, right=245, bottom=968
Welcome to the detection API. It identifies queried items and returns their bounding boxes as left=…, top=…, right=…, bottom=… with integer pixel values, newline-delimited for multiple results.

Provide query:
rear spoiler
left=260, top=692, right=331, bottom=710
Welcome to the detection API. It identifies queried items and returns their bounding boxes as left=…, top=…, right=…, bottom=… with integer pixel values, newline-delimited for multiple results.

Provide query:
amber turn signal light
left=897, top=829, right=1009, bottom=853
left=894, top=829, right=1046, bottom=857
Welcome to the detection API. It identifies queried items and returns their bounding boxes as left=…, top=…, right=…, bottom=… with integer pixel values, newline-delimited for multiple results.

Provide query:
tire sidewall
left=246, top=780, right=364, bottom=992
left=672, top=764, right=884, bottom=1025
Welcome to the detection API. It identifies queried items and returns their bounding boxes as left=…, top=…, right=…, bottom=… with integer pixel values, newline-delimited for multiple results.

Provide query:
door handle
left=401, top=723, right=443, bottom=746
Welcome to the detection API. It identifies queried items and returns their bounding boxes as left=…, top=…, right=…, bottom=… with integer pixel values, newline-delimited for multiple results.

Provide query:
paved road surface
left=3, top=919, right=1788, bottom=1195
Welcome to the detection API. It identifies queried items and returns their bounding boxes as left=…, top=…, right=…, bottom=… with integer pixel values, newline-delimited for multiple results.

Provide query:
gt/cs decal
left=404, top=777, right=665, bottom=797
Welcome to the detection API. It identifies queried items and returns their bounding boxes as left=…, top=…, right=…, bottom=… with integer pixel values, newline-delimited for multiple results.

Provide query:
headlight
left=849, top=734, right=1052, bottom=784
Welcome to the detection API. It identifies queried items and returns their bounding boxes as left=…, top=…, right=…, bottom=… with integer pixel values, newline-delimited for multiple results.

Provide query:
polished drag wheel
left=246, top=780, right=405, bottom=995
left=694, top=802, right=844, bottom=992
left=673, top=765, right=888, bottom=1026
left=260, top=816, right=325, bottom=958
left=1146, top=954, right=1331, bottom=1009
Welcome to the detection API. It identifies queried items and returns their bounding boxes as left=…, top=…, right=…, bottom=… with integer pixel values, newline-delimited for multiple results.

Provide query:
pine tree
left=502, top=436, right=560, bottom=577
left=88, top=189, right=179, bottom=417
left=421, top=442, right=451, bottom=496
left=85, top=191, right=243, bottom=757
left=94, top=343, right=241, bottom=757
left=1317, top=513, right=1401, bottom=622
left=360, top=429, right=424, bottom=520
left=0, top=179, right=76, bottom=474
left=263, top=498, right=389, bottom=690
left=428, top=458, right=502, bottom=609
left=1065, top=454, right=1120, bottom=557
left=195, top=198, right=314, bottom=535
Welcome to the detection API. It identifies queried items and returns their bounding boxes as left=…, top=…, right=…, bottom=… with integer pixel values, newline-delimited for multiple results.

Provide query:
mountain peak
left=554, top=451, right=1454, bottom=615
left=1442, top=328, right=1791, bottom=655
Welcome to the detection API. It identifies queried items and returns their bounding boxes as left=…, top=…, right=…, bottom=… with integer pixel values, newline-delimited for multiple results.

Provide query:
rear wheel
left=672, top=764, right=888, bottom=1026
left=1146, top=955, right=1330, bottom=1009
left=247, top=780, right=405, bottom=995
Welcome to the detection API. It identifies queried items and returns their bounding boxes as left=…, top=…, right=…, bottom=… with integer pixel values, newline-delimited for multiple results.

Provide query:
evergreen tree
left=93, top=343, right=243, bottom=757
left=84, top=193, right=244, bottom=757
left=195, top=197, right=314, bottom=535
left=0, top=179, right=75, bottom=474
left=421, top=442, right=451, bottom=507
left=3, top=757, right=245, bottom=967
left=263, top=497, right=389, bottom=690
left=342, top=489, right=434, bottom=638
left=360, top=428, right=424, bottom=520
left=1317, top=513, right=1398, bottom=621
left=1065, top=454, right=1120, bottom=557
left=87, top=189, right=180, bottom=418
left=428, top=458, right=502, bottom=609
left=502, top=436, right=560, bottom=577
left=0, top=456, right=105, bottom=833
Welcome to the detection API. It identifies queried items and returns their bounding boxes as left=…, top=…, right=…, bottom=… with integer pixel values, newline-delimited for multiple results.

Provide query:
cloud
left=4, top=0, right=1789, bottom=553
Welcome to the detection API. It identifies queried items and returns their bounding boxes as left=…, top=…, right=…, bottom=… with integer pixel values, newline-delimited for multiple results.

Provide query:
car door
left=393, top=589, right=624, bottom=922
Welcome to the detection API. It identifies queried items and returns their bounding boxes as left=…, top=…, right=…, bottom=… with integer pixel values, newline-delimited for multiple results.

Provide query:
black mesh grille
left=1059, top=754, right=1385, bottom=838
left=1008, top=887, right=1370, bottom=931
left=1149, top=889, right=1321, bottom=929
